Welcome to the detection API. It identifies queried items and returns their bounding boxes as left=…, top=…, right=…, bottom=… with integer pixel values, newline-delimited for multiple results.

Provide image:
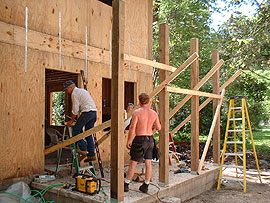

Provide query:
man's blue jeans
left=72, top=111, right=97, bottom=157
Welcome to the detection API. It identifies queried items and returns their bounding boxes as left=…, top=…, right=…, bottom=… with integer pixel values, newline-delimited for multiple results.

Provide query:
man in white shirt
left=64, top=80, right=97, bottom=162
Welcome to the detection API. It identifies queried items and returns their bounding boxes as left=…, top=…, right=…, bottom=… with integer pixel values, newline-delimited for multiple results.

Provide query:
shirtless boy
left=124, top=93, right=161, bottom=193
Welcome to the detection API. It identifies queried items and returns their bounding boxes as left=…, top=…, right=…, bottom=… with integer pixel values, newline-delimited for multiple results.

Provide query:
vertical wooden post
left=190, top=38, right=199, bottom=171
left=212, top=50, right=220, bottom=163
left=111, top=0, right=125, bottom=201
left=158, top=23, right=169, bottom=185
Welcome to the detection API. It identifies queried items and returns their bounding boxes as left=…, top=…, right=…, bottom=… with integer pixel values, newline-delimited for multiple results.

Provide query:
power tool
left=73, top=174, right=101, bottom=195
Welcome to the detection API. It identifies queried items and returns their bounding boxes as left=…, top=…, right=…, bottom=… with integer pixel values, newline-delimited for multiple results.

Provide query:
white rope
left=24, top=7, right=28, bottom=73
left=85, top=26, right=88, bottom=81
left=59, top=12, right=61, bottom=69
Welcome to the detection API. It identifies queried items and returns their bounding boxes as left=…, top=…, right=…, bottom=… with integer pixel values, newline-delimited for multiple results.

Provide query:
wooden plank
left=190, top=38, right=199, bottom=172
left=170, top=69, right=243, bottom=136
left=123, top=53, right=176, bottom=72
left=110, top=0, right=125, bottom=201
left=197, top=89, right=225, bottom=174
left=166, top=86, right=222, bottom=99
left=0, top=21, right=110, bottom=65
left=148, top=52, right=199, bottom=99
left=44, top=120, right=111, bottom=155
left=158, top=23, right=170, bottom=185
left=169, top=59, right=224, bottom=119
left=212, top=50, right=220, bottom=164
left=220, top=69, right=243, bottom=90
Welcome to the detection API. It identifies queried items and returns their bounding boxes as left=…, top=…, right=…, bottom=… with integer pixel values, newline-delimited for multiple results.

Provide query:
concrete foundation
left=31, top=162, right=219, bottom=203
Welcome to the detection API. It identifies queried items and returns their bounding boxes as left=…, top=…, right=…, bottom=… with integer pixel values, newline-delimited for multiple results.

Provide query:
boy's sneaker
left=139, top=183, right=149, bottom=193
left=124, top=182, right=129, bottom=192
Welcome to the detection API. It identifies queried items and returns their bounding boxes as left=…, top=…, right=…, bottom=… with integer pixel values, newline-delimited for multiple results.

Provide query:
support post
left=111, top=0, right=125, bottom=201
left=190, top=38, right=199, bottom=171
left=158, top=23, right=169, bottom=185
left=212, top=50, right=220, bottom=163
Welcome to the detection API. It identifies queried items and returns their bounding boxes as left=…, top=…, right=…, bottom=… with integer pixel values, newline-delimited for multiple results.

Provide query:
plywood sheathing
left=0, top=0, right=153, bottom=181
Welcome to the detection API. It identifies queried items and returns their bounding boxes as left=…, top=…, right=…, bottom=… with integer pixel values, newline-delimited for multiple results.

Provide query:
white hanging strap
left=85, top=26, right=88, bottom=81
left=59, top=12, right=61, bottom=69
left=144, top=47, right=147, bottom=91
left=24, top=7, right=28, bottom=73
left=128, top=36, right=131, bottom=80
left=109, top=30, right=112, bottom=78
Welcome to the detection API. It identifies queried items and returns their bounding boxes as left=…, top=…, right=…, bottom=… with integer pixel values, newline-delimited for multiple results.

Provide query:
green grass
left=247, top=126, right=270, bottom=153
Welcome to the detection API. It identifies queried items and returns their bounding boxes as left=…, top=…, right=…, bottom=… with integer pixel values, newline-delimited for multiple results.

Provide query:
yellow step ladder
left=217, top=96, right=262, bottom=192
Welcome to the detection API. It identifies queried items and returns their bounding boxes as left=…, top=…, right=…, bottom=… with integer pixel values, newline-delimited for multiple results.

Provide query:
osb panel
left=125, top=0, right=148, bottom=58
left=88, top=0, right=112, bottom=50
left=0, top=43, right=44, bottom=180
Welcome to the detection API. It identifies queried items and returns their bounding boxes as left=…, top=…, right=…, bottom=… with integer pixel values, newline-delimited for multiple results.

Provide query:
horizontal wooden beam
left=44, top=120, right=111, bottom=155
left=149, top=52, right=199, bottom=99
left=197, top=89, right=225, bottom=174
left=169, top=60, right=224, bottom=119
left=123, top=53, right=176, bottom=72
left=0, top=21, right=109, bottom=65
left=170, top=69, right=243, bottom=136
left=166, top=86, right=222, bottom=99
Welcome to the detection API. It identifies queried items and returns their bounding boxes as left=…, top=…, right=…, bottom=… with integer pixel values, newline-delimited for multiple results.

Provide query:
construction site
left=0, top=0, right=269, bottom=202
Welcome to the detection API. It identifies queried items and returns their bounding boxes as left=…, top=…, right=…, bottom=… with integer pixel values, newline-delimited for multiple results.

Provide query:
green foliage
left=52, top=91, right=65, bottom=126
left=153, top=0, right=270, bottom=141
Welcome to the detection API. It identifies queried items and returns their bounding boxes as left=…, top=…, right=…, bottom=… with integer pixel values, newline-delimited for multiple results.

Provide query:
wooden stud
left=212, top=50, right=220, bottom=164
left=110, top=0, right=125, bottom=201
left=190, top=38, right=199, bottom=171
left=158, top=23, right=170, bottom=185
left=197, top=89, right=225, bottom=174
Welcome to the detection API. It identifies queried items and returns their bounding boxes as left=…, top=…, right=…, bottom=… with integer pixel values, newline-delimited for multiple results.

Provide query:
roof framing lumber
left=169, top=59, right=224, bottom=119
left=166, top=86, right=222, bottom=99
left=123, top=53, right=177, bottom=72
left=170, top=69, right=243, bottom=136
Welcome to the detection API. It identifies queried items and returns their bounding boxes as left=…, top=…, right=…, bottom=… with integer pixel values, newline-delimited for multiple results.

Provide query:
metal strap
left=85, top=26, right=88, bottom=80
left=59, top=12, right=61, bottom=69
left=25, top=7, right=28, bottom=73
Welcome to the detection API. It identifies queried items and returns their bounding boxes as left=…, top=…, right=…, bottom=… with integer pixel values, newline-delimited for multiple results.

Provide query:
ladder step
left=230, top=107, right=242, bottom=110
left=226, top=141, right=243, bottom=144
left=222, top=164, right=244, bottom=169
left=229, top=118, right=243, bottom=121
left=227, top=129, right=249, bottom=133
left=224, top=152, right=243, bottom=156
left=221, top=176, right=244, bottom=182
left=79, top=165, right=94, bottom=171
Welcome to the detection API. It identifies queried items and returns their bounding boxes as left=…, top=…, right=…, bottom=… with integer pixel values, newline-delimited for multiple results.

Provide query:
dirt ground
left=177, top=143, right=270, bottom=203
left=185, top=176, right=270, bottom=203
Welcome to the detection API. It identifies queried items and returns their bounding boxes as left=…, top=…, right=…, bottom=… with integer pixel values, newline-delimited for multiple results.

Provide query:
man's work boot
left=139, top=182, right=149, bottom=193
left=84, top=155, right=96, bottom=162
left=124, top=182, right=129, bottom=192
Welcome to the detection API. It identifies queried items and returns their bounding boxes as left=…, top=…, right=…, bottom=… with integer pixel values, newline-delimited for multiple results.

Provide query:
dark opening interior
left=102, top=78, right=135, bottom=131
left=98, top=0, right=113, bottom=6
left=45, top=69, right=78, bottom=146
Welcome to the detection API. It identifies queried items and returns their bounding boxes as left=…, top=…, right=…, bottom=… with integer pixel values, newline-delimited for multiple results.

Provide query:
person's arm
left=67, top=93, right=79, bottom=127
left=67, top=113, right=77, bottom=127
left=126, top=113, right=138, bottom=149
left=154, top=113, right=161, bottom=131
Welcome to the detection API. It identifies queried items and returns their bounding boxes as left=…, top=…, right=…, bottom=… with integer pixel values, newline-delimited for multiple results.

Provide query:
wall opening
left=98, top=0, right=113, bottom=6
left=102, top=78, right=135, bottom=131
left=45, top=69, right=78, bottom=146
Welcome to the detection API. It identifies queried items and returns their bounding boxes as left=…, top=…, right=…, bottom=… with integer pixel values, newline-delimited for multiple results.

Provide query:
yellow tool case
left=74, top=174, right=101, bottom=195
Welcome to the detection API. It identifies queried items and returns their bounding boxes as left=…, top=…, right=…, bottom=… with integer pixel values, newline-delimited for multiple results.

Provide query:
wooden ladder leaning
left=217, top=96, right=262, bottom=192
